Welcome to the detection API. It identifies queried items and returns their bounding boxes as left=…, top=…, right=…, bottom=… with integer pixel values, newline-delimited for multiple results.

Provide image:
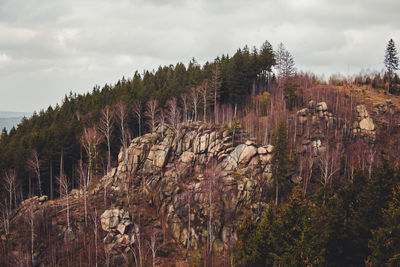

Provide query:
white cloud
left=0, top=0, right=399, bottom=112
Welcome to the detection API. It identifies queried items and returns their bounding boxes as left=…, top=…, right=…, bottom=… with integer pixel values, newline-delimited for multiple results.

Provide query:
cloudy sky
left=0, top=0, right=399, bottom=112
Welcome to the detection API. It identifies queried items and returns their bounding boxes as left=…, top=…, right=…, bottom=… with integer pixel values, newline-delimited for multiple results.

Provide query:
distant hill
left=0, top=111, right=31, bottom=131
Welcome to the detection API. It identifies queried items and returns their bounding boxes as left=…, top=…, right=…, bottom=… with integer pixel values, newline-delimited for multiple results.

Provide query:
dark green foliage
left=234, top=162, right=400, bottom=266
left=385, top=39, right=399, bottom=93
left=0, top=41, right=275, bottom=200
left=271, top=118, right=293, bottom=205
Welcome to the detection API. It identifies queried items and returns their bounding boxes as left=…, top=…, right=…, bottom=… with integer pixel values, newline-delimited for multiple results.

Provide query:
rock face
left=96, top=122, right=276, bottom=254
left=100, top=209, right=134, bottom=252
left=352, top=105, right=376, bottom=140
left=297, top=100, right=336, bottom=132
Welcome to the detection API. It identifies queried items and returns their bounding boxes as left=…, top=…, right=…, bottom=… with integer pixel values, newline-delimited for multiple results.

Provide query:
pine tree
left=271, top=118, right=293, bottom=206
left=384, top=39, right=399, bottom=92
left=275, top=43, right=298, bottom=110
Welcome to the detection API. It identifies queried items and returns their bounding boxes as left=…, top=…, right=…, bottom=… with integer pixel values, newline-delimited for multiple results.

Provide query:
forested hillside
left=1, top=40, right=400, bottom=266
left=0, top=41, right=275, bottom=200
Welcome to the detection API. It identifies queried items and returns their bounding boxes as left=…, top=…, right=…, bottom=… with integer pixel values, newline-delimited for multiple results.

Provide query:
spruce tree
left=271, top=118, right=293, bottom=206
left=384, top=39, right=399, bottom=92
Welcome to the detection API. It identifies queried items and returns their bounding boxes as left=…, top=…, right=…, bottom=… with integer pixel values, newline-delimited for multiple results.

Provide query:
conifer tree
left=271, top=118, right=293, bottom=206
left=384, top=39, right=399, bottom=92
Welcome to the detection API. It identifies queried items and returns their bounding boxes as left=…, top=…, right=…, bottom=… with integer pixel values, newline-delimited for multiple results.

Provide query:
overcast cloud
left=0, top=0, right=399, bottom=112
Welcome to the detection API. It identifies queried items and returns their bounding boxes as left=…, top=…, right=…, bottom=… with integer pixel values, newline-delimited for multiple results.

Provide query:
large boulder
left=359, top=117, right=375, bottom=131
left=100, top=209, right=131, bottom=232
left=238, top=145, right=257, bottom=165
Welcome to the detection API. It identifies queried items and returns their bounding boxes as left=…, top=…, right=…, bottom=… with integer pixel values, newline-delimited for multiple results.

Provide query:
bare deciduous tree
left=78, top=160, right=89, bottom=226
left=28, top=206, right=35, bottom=266
left=27, top=150, right=42, bottom=196
left=145, top=99, right=158, bottom=132
left=166, top=97, right=182, bottom=139
left=81, top=126, right=103, bottom=187
left=3, top=169, right=16, bottom=213
left=211, top=64, right=222, bottom=124
left=180, top=94, right=189, bottom=123
left=58, top=174, right=72, bottom=241
left=133, top=100, right=142, bottom=136
left=190, top=86, right=201, bottom=121
left=92, top=208, right=99, bottom=267
left=99, top=105, right=114, bottom=174
left=199, top=79, right=211, bottom=122
left=116, top=101, right=131, bottom=172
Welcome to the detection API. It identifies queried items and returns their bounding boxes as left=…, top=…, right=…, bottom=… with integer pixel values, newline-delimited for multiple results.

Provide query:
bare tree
left=133, top=222, right=143, bottom=267
left=58, top=174, right=72, bottom=241
left=99, top=105, right=114, bottom=174
left=319, top=146, right=340, bottom=186
left=199, top=79, right=211, bottom=122
left=203, top=159, right=221, bottom=258
left=211, top=64, right=222, bottom=124
left=81, top=126, right=103, bottom=187
left=148, top=230, right=163, bottom=267
left=3, top=169, right=16, bottom=213
left=92, top=208, right=99, bottom=267
left=166, top=97, right=182, bottom=139
left=156, top=109, right=166, bottom=137
left=78, top=160, right=89, bottom=226
left=190, top=86, right=201, bottom=121
left=133, top=100, right=142, bottom=136
left=0, top=199, right=9, bottom=236
left=180, top=93, right=190, bottom=123
left=27, top=150, right=42, bottom=196
left=116, top=101, right=131, bottom=172
left=145, top=99, right=158, bottom=132
left=28, top=206, right=35, bottom=266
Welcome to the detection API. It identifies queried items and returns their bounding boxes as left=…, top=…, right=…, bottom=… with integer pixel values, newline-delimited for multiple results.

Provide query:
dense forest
left=0, top=41, right=275, bottom=200
left=1, top=39, right=400, bottom=266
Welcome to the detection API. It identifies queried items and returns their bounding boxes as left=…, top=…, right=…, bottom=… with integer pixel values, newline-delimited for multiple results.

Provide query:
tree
left=275, top=43, right=297, bottom=110
left=166, top=97, right=182, bottom=139
left=81, top=126, right=102, bottom=187
left=190, top=86, right=201, bottom=121
left=199, top=79, right=211, bottom=122
left=99, top=105, right=114, bottom=174
left=3, top=169, right=16, bottom=213
left=211, top=64, right=222, bottom=124
left=27, top=150, right=42, bottom=196
left=57, top=174, right=72, bottom=241
left=180, top=94, right=189, bottom=124
left=116, top=101, right=131, bottom=172
left=384, top=39, right=399, bottom=92
left=145, top=99, right=158, bottom=132
left=271, top=118, right=293, bottom=207
left=133, top=100, right=142, bottom=136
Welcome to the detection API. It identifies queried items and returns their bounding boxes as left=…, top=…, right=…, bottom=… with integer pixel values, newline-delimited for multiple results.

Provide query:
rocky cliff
left=95, top=122, right=275, bottom=256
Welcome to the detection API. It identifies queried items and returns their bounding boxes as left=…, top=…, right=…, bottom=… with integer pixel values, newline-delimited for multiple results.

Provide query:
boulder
left=238, top=145, right=257, bottom=165
left=101, top=209, right=131, bottom=232
left=316, top=102, right=328, bottom=112
left=359, top=117, right=375, bottom=131
left=180, top=151, right=195, bottom=163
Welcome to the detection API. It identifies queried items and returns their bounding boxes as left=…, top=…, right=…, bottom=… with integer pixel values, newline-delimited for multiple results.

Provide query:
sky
left=0, top=0, right=399, bottom=112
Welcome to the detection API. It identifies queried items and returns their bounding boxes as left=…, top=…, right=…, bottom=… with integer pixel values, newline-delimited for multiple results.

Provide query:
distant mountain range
left=0, top=111, right=31, bottom=131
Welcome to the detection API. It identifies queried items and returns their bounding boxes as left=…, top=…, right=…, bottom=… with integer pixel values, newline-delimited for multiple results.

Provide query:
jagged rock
left=238, top=145, right=257, bottom=165
left=352, top=105, right=376, bottom=140
left=38, top=195, right=48, bottom=203
left=359, top=118, right=375, bottom=131
left=316, top=102, right=328, bottom=112
left=180, top=151, right=195, bottom=163
left=100, top=209, right=131, bottom=232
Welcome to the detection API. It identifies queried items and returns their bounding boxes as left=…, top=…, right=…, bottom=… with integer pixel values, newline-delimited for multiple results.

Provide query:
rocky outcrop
left=352, top=105, right=376, bottom=140
left=95, top=122, right=276, bottom=254
left=297, top=100, right=336, bottom=130
left=101, top=209, right=134, bottom=253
